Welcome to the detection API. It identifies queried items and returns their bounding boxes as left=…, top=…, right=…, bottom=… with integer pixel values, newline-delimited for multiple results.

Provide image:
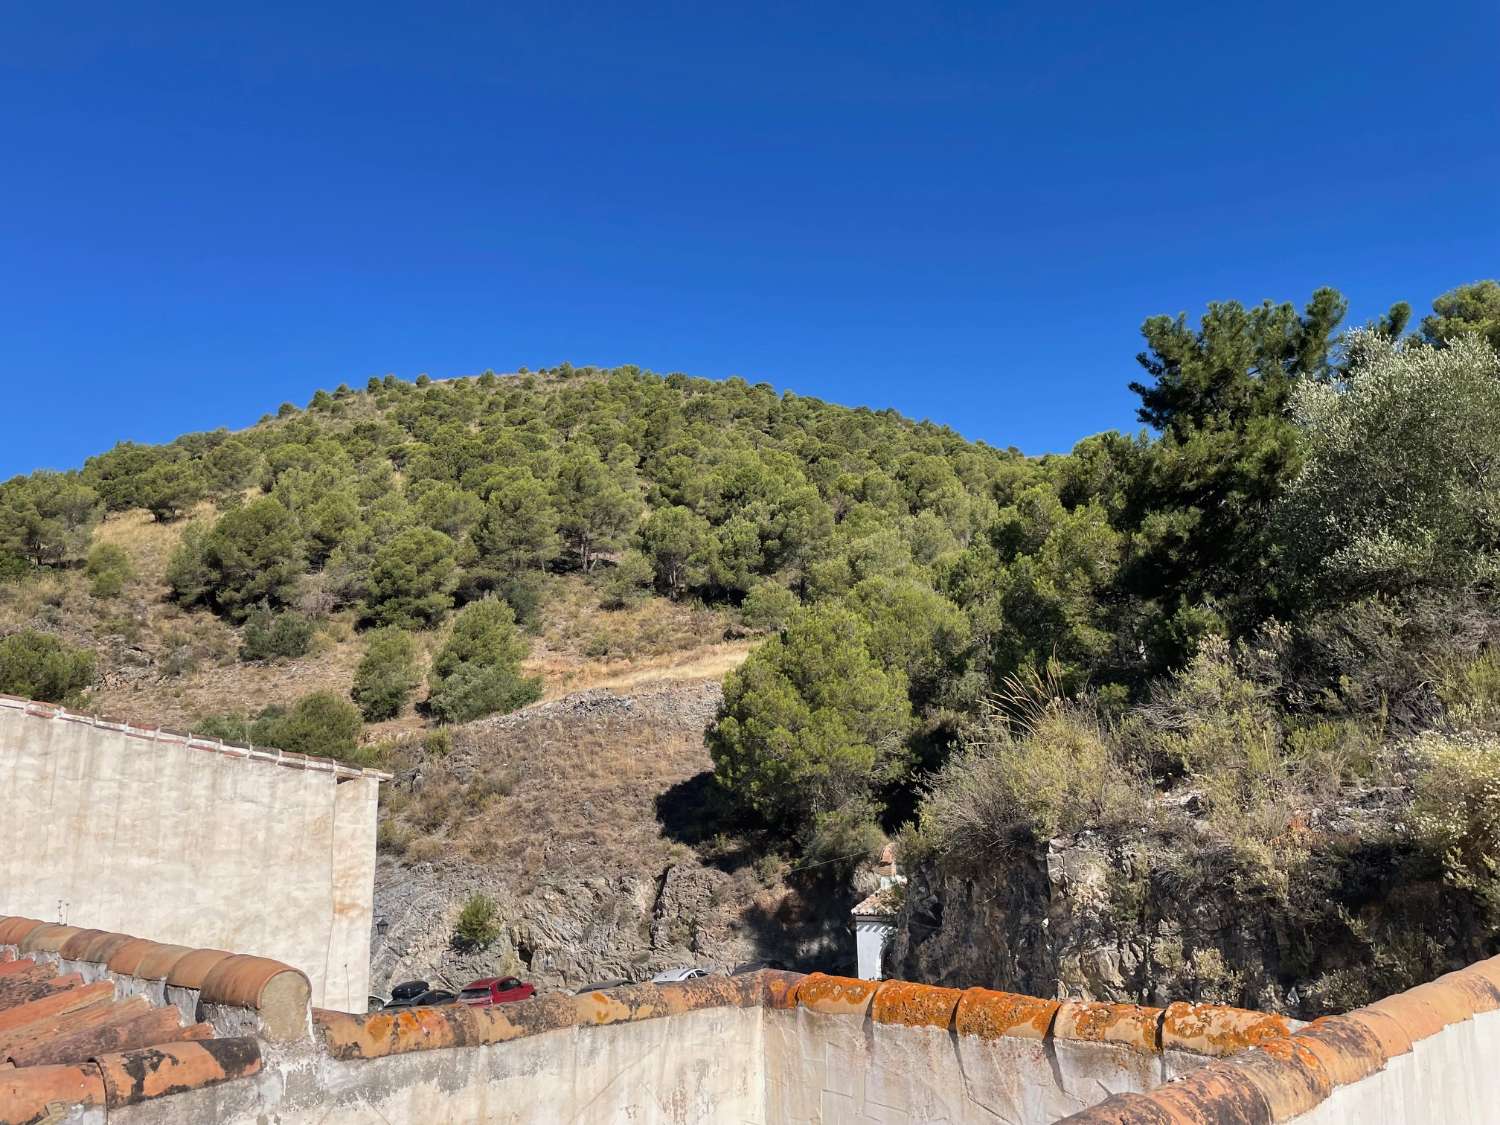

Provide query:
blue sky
left=3, top=2, right=1496, bottom=477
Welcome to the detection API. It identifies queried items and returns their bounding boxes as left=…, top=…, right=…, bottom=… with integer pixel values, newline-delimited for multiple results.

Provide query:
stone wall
left=0, top=698, right=383, bottom=1011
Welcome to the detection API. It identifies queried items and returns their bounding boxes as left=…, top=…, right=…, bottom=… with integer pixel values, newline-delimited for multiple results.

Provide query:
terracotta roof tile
left=92, top=1037, right=262, bottom=1107
left=1160, top=1001, right=1293, bottom=1057
left=1055, top=999, right=1163, bottom=1052
left=0, top=919, right=45, bottom=948
left=870, top=980, right=962, bottom=1030
left=954, top=987, right=1059, bottom=1041
left=0, top=980, right=114, bottom=1036
left=0, top=1062, right=107, bottom=1125
left=0, top=919, right=289, bottom=1123
left=17, top=925, right=83, bottom=956
left=6, top=1006, right=189, bottom=1068
left=794, top=973, right=880, bottom=1018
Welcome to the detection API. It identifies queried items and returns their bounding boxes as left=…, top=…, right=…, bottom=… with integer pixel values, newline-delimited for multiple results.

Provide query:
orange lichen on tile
left=794, top=973, right=880, bottom=1018
left=1288, top=1015, right=1390, bottom=1087
left=954, top=987, right=1060, bottom=1042
left=1054, top=999, right=1163, bottom=1052
left=1160, top=1001, right=1294, bottom=1057
left=316, top=973, right=794, bottom=1061
left=870, top=980, right=962, bottom=1030
left=757, top=969, right=803, bottom=1010
left=1228, top=1040, right=1333, bottom=1120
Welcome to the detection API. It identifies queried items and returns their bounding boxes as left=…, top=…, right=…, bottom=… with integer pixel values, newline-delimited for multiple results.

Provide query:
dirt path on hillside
left=528, top=639, right=755, bottom=699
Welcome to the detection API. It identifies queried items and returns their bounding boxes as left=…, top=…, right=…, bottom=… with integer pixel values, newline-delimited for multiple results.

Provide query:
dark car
left=575, top=979, right=632, bottom=995
left=385, top=987, right=455, bottom=1009
left=458, top=977, right=535, bottom=1007
left=730, top=960, right=790, bottom=975
left=389, top=980, right=429, bottom=1002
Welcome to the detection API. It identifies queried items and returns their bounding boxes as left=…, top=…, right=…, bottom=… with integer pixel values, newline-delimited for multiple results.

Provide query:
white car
left=651, top=966, right=709, bottom=984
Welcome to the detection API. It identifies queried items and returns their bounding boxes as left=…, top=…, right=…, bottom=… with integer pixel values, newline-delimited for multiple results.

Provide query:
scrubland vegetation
left=3, top=279, right=1500, bottom=1001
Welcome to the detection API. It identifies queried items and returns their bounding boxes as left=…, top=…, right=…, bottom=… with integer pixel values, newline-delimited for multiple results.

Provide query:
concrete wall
left=109, top=1006, right=768, bottom=1125
left=1288, top=1009, right=1500, bottom=1125
left=105, top=999, right=1212, bottom=1125
left=763, top=1008, right=1201, bottom=1123
left=0, top=705, right=380, bottom=1011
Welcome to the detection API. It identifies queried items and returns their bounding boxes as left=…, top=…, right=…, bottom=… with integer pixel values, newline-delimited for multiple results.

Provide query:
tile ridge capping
left=0, top=692, right=391, bottom=781
left=0, top=914, right=312, bottom=1040
left=301, top=968, right=1317, bottom=1066
left=1057, top=952, right=1500, bottom=1123
left=314, top=971, right=807, bottom=1060
left=794, top=973, right=1287, bottom=1056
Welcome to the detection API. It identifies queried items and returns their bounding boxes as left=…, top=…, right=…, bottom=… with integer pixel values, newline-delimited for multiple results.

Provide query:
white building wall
left=854, top=918, right=895, bottom=980
left=1287, top=1008, right=1500, bottom=1125
left=0, top=705, right=380, bottom=1011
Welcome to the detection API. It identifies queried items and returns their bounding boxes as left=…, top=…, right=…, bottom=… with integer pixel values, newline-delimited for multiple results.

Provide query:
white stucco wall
left=109, top=1001, right=1211, bottom=1125
left=110, top=1005, right=769, bottom=1125
left=854, top=918, right=894, bottom=980
left=762, top=1007, right=1202, bottom=1123
left=1288, top=1008, right=1500, bottom=1125
left=0, top=706, right=379, bottom=1011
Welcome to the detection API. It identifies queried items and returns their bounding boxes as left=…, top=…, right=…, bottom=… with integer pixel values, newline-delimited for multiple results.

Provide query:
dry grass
left=527, top=640, right=753, bottom=698
left=4, top=506, right=755, bottom=739
left=381, top=692, right=716, bottom=893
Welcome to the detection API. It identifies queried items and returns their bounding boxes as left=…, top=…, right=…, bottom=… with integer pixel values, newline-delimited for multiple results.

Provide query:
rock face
left=369, top=680, right=855, bottom=1000
left=890, top=819, right=1494, bottom=1020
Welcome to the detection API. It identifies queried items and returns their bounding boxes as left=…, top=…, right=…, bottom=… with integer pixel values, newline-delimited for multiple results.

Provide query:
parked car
left=651, top=967, right=709, bottom=984
left=458, top=976, right=535, bottom=1007
left=385, top=988, right=455, bottom=1009
left=575, top=979, right=631, bottom=995
left=389, top=980, right=429, bottom=1002
left=729, top=960, right=790, bottom=976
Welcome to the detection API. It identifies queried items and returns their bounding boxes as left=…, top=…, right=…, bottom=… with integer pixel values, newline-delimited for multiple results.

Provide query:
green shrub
left=0, top=631, right=95, bottom=704
left=252, top=692, right=364, bottom=761
left=920, top=702, right=1145, bottom=860
left=803, top=800, right=887, bottom=870
left=708, top=604, right=912, bottom=837
left=739, top=580, right=798, bottom=631
left=168, top=499, right=306, bottom=621
left=427, top=598, right=541, bottom=723
left=85, top=543, right=133, bottom=598
left=366, top=528, right=458, bottom=628
left=238, top=606, right=315, bottom=661
left=1408, top=730, right=1500, bottom=919
left=598, top=549, right=653, bottom=609
left=453, top=893, right=502, bottom=951
left=1437, top=650, right=1500, bottom=732
left=351, top=627, right=422, bottom=721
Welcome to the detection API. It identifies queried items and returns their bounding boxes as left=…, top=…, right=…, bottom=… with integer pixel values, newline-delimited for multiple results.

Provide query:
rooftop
left=0, top=918, right=284, bottom=1123
left=0, top=693, right=391, bottom=783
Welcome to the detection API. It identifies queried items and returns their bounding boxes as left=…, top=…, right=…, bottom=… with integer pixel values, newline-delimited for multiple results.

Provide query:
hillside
left=6, top=280, right=1500, bottom=1013
left=370, top=678, right=858, bottom=994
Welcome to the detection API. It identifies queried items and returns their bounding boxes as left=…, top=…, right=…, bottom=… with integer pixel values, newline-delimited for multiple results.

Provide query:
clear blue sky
left=3, top=2, right=1496, bottom=477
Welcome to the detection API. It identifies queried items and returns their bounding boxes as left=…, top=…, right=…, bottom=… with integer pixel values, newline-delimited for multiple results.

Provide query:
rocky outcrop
left=891, top=817, right=1496, bottom=1020
left=369, top=680, right=855, bottom=999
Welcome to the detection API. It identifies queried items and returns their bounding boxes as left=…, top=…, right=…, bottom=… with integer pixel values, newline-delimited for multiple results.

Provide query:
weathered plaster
left=0, top=707, right=379, bottom=1010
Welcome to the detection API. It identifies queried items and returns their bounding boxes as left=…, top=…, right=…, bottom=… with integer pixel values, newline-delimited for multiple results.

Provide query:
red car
left=457, top=976, right=535, bottom=1007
